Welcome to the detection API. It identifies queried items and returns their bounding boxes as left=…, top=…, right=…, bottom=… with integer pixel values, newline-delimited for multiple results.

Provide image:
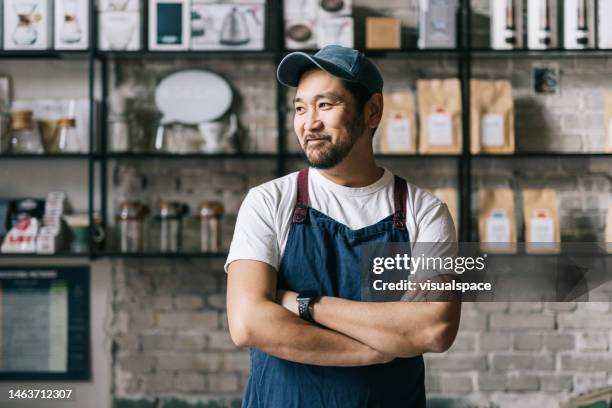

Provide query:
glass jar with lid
left=199, top=201, right=224, bottom=252
left=55, top=118, right=81, bottom=152
left=153, top=201, right=189, bottom=252
left=116, top=201, right=149, bottom=252
left=8, top=111, right=44, bottom=154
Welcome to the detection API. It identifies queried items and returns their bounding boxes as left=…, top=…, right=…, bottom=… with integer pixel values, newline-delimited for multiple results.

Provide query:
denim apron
left=242, top=168, right=426, bottom=408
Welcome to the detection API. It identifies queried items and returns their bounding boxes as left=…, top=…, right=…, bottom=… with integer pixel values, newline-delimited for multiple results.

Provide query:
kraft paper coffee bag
left=380, top=90, right=417, bottom=154
left=470, top=80, right=515, bottom=155
left=479, top=188, right=517, bottom=253
left=523, top=189, right=560, bottom=254
left=605, top=92, right=612, bottom=152
left=417, top=79, right=462, bottom=155
left=431, top=188, right=458, bottom=234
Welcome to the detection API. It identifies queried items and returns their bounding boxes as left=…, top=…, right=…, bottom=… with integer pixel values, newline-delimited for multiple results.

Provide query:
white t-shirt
left=224, top=167, right=457, bottom=273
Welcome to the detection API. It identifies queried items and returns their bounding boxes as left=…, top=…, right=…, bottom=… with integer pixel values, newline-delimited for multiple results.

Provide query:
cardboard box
left=148, top=0, right=190, bottom=50
left=490, top=0, right=524, bottom=49
left=99, top=11, right=142, bottom=50
left=366, top=17, right=400, bottom=49
left=54, top=0, right=89, bottom=49
left=563, top=0, right=595, bottom=49
left=527, top=0, right=558, bottom=49
left=317, top=16, right=353, bottom=48
left=3, top=0, right=52, bottom=49
left=285, top=18, right=317, bottom=49
left=191, top=1, right=265, bottom=50
left=418, top=0, right=457, bottom=49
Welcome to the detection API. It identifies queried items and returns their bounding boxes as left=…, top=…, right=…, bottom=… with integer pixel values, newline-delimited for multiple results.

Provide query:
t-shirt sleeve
left=224, top=188, right=280, bottom=273
left=412, top=202, right=458, bottom=262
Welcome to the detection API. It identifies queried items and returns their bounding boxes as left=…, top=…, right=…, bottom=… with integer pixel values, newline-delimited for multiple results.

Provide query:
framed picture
left=532, top=63, right=560, bottom=95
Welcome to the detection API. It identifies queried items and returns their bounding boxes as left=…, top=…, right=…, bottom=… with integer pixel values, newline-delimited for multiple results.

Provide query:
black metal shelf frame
left=0, top=0, right=610, bottom=259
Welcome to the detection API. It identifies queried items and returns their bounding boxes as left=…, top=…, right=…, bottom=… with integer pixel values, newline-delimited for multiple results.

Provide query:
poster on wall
left=0, top=266, right=89, bottom=380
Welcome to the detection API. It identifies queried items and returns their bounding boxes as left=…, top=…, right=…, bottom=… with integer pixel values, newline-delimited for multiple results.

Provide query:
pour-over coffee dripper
left=12, top=2, right=40, bottom=46
left=60, top=0, right=82, bottom=43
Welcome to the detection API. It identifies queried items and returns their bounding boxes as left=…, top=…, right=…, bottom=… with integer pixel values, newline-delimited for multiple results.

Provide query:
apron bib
left=242, top=168, right=425, bottom=408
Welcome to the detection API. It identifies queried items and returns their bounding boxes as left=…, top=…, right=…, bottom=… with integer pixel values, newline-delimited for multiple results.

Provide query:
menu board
left=0, top=267, right=89, bottom=380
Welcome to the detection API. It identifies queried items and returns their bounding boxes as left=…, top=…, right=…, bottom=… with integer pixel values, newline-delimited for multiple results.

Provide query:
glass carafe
left=12, top=3, right=39, bottom=46
left=8, top=111, right=44, bottom=154
left=60, top=0, right=82, bottom=43
left=55, top=118, right=81, bottom=152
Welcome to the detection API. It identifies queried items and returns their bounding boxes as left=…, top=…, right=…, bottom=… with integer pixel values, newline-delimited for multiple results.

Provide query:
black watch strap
left=297, top=290, right=318, bottom=323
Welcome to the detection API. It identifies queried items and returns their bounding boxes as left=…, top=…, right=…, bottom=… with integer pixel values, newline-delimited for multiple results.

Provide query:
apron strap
left=393, top=175, right=408, bottom=230
left=293, top=168, right=310, bottom=223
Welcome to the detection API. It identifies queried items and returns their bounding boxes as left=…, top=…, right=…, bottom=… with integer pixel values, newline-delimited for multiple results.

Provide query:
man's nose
left=304, top=109, right=323, bottom=131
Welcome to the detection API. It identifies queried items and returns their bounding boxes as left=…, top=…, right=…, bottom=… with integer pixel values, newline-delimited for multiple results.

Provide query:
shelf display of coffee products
left=98, top=0, right=143, bottom=50
left=479, top=189, right=517, bottom=254
left=3, top=0, right=53, bottom=50
left=418, top=0, right=457, bottom=49
left=54, top=0, right=89, bottom=50
left=491, top=0, right=524, bottom=50
left=470, top=80, right=515, bottom=155
left=527, top=0, right=558, bottom=50
left=605, top=92, right=612, bottom=152
left=564, top=0, right=595, bottom=50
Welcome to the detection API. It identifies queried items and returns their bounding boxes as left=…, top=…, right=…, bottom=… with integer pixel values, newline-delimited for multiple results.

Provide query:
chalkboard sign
left=0, top=266, right=89, bottom=380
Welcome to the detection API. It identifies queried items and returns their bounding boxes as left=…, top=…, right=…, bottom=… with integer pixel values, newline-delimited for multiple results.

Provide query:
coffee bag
left=470, top=80, right=514, bottom=155
left=380, top=90, right=417, bottom=154
left=523, top=189, right=560, bottom=253
left=479, top=188, right=516, bottom=253
left=417, top=79, right=462, bottom=155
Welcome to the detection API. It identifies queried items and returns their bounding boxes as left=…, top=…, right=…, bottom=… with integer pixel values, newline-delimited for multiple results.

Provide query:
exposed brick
left=576, top=332, right=609, bottom=351
left=156, top=353, right=222, bottom=371
left=544, top=334, right=575, bottom=351
left=174, top=295, right=204, bottom=310
left=558, top=313, right=612, bottom=329
left=561, top=354, right=612, bottom=371
left=514, top=334, right=542, bottom=351
left=447, top=333, right=476, bottom=352
left=490, top=314, right=555, bottom=330
left=116, top=353, right=155, bottom=374
left=474, top=302, right=508, bottom=312
left=207, top=293, right=227, bottom=310
left=175, top=373, right=207, bottom=392
left=547, top=302, right=577, bottom=312
left=208, top=330, right=239, bottom=351
left=427, top=355, right=488, bottom=371
left=492, top=354, right=555, bottom=371
left=175, top=334, right=207, bottom=351
left=157, top=312, right=218, bottom=330
left=508, top=375, right=540, bottom=392
left=440, top=375, right=474, bottom=393
left=425, top=375, right=441, bottom=393
left=459, top=312, right=488, bottom=330
left=540, top=375, right=573, bottom=392
left=480, top=332, right=512, bottom=351
left=144, top=373, right=175, bottom=393
left=478, top=374, right=507, bottom=392
left=208, top=373, right=240, bottom=393
left=509, top=302, right=543, bottom=313
left=141, top=333, right=175, bottom=351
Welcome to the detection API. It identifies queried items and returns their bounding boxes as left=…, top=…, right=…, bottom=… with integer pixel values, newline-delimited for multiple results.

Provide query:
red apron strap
left=293, top=168, right=310, bottom=223
left=393, top=175, right=407, bottom=230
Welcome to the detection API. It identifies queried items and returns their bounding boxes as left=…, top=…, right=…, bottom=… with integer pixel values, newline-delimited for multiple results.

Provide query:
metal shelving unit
left=0, top=0, right=610, bottom=259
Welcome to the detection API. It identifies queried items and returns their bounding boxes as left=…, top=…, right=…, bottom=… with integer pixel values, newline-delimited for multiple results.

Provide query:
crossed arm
left=227, top=259, right=461, bottom=366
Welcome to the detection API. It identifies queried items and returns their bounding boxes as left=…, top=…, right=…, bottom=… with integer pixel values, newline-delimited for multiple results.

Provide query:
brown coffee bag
left=470, top=80, right=515, bottom=154
left=479, top=188, right=517, bottom=253
left=380, top=90, right=417, bottom=154
left=417, top=79, right=462, bottom=155
left=523, top=189, right=560, bottom=253
left=604, top=92, right=612, bottom=152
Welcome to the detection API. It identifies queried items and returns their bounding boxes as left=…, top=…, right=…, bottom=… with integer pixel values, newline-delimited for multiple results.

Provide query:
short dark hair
left=341, top=80, right=377, bottom=137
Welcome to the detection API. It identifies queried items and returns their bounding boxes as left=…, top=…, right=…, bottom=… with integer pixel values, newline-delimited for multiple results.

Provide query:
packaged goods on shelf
left=527, top=0, right=558, bottom=49
left=1, top=217, right=39, bottom=253
left=470, top=79, right=515, bottom=155
left=491, top=0, right=524, bottom=50
left=605, top=92, right=612, bottom=152
left=563, top=0, right=595, bottom=49
left=285, top=18, right=317, bottom=50
left=190, top=1, right=265, bottom=51
left=417, top=78, right=462, bottom=155
left=317, top=16, right=353, bottom=48
left=148, top=0, right=190, bottom=50
left=99, top=0, right=141, bottom=12
left=3, top=0, right=52, bottom=50
left=54, top=0, right=89, bottom=49
left=479, top=189, right=517, bottom=253
left=283, top=0, right=317, bottom=20
left=366, top=17, right=400, bottom=50
left=379, top=90, right=417, bottom=154
left=99, top=11, right=142, bottom=50
left=431, top=188, right=458, bottom=233
left=523, top=189, right=560, bottom=254
left=418, top=0, right=457, bottom=49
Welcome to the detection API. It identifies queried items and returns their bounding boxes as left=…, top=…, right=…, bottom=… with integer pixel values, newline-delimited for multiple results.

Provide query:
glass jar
left=116, top=201, right=148, bottom=252
left=8, top=111, right=44, bottom=154
left=55, top=118, right=81, bottom=152
left=154, top=201, right=189, bottom=252
left=199, top=201, right=224, bottom=252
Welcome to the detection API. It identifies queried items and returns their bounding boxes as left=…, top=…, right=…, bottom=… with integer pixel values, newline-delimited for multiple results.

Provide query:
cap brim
left=276, top=52, right=356, bottom=88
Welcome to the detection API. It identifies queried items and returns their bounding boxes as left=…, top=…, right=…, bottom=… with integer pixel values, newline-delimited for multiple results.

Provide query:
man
left=225, top=45, right=460, bottom=407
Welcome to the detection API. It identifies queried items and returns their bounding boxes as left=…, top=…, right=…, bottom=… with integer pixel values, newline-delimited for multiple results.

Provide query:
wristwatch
left=296, top=290, right=318, bottom=323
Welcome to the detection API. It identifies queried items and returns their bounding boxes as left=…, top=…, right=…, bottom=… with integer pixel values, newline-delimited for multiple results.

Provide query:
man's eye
left=295, top=106, right=305, bottom=113
left=319, top=102, right=331, bottom=108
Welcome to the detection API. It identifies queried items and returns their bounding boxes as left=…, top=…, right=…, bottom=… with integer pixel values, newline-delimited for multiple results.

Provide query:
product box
left=283, top=0, right=316, bottom=20
left=418, top=0, right=457, bottom=49
left=54, top=0, right=89, bottom=49
left=317, top=16, right=353, bottom=48
left=490, top=0, right=524, bottom=49
left=527, top=0, right=558, bottom=49
left=563, top=0, right=595, bottom=49
left=99, top=0, right=141, bottom=12
left=366, top=17, right=400, bottom=49
left=148, top=0, right=190, bottom=50
left=285, top=18, right=317, bottom=49
left=598, top=0, right=612, bottom=49
left=99, top=11, right=142, bottom=50
left=3, top=0, right=52, bottom=49
left=318, top=0, right=351, bottom=18
left=191, top=1, right=265, bottom=51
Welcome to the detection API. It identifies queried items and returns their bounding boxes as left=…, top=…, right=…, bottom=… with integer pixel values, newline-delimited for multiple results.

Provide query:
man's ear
left=365, top=93, right=384, bottom=130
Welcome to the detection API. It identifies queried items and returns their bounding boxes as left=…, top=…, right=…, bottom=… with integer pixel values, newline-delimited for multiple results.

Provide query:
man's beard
left=302, top=115, right=365, bottom=170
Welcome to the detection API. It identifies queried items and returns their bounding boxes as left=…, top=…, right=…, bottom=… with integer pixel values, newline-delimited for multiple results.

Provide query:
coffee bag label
left=386, top=117, right=411, bottom=150
left=486, top=209, right=511, bottom=242
left=428, top=113, right=453, bottom=145
left=481, top=114, right=505, bottom=146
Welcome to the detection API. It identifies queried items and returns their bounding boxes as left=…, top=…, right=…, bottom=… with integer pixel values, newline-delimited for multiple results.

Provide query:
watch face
left=297, top=290, right=318, bottom=301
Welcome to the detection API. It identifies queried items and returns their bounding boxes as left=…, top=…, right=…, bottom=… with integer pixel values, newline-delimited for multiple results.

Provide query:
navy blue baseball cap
left=276, top=45, right=384, bottom=94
